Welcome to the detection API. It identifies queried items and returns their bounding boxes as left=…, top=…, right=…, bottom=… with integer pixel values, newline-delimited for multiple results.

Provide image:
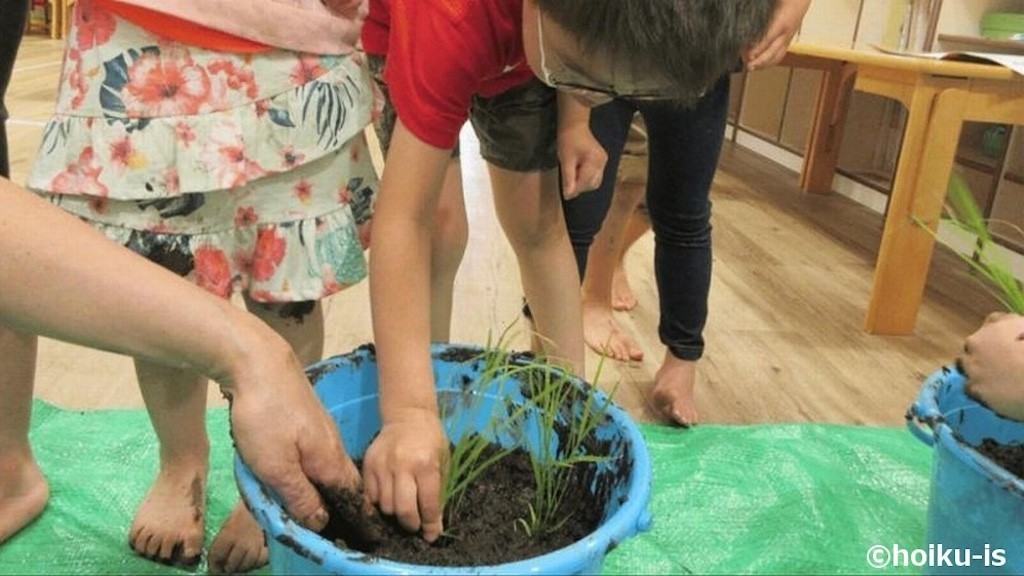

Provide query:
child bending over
left=360, top=0, right=778, bottom=543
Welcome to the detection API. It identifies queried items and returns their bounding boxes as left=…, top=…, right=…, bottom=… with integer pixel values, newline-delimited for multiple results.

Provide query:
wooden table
left=782, top=43, right=1024, bottom=335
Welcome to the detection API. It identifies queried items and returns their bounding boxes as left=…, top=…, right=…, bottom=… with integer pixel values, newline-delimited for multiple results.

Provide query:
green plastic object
left=980, top=12, right=1024, bottom=41
left=981, top=126, right=1007, bottom=159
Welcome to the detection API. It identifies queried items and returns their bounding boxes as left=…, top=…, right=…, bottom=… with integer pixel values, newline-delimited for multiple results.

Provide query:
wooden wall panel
left=798, top=0, right=862, bottom=45
left=778, top=69, right=821, bottom=152
left=738, top=68, right=790, bottom=141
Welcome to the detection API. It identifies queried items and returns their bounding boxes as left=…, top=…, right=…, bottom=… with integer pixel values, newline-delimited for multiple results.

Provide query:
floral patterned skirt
left=28, top=0, right=378, bottom=302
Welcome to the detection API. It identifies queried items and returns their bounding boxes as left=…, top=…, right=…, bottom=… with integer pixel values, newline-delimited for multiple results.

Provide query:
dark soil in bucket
left=976, top=439, right=1024, bottom=479
left=320, top=447, right=606, bottom=567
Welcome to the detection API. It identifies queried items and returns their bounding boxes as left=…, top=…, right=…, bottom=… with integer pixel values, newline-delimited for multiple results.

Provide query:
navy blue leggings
left=562, top=76, right=729, bottom=361
left=0, top=0, right=29, bottom=179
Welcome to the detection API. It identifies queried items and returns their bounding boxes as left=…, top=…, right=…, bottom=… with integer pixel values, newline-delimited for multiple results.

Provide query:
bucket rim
left=907, top=365, right=957, bottom=426
left=934, top=422, right=1024, bottom=492
left=235, top=343, right=654, bottom=574
left=910, top=366, right=1024, bottom=492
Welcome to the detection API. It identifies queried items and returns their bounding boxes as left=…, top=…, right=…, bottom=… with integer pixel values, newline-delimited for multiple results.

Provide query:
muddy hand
left=226, top=344, right=364, bottom=533
left=362, top=410, right=449, bottom=543
left=316, top=482, right=386, bottom=551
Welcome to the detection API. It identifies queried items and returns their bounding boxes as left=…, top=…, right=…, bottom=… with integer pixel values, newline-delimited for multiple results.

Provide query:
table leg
left=864, top=86, right=966, bottom=335
left=800, top=62, right=856, bottom=194
left=48, top=0, right=60, bottom=39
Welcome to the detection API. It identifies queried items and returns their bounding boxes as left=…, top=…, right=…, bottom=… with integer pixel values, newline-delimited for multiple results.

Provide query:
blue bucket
left=907, top=366, right=1024, bottom=574
left=235, top=344, right=653, bottom=575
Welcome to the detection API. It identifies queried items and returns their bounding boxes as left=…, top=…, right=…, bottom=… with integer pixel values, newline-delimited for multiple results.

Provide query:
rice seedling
left=920, top=173, right=1024, bottom=314
left=439, top=322, right=618, bottom=539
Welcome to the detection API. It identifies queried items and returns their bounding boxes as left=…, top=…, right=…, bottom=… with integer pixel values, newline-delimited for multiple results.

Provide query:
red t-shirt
left=361, top=0, right=537, bottom=149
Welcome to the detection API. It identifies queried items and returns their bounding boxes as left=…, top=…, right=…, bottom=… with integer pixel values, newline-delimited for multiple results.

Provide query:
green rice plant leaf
left=444, top=321, right=618, bottom=538
left=915, top=173, right=1024, bottom=315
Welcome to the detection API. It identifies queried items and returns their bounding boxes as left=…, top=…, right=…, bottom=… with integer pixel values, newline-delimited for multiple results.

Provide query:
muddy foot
left=129, top=465, right=206, bottom=567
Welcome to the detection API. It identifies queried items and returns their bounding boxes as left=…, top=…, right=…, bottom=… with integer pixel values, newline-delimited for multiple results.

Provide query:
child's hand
left=744, top=0, right=811, bottom=71
left=558, top=124, right=606, bottom=199
left=961, top=312, right=1024, bottom=421
left=362, top=408, right=450, bottom=542
left=557, top=95, right=606, bottom=200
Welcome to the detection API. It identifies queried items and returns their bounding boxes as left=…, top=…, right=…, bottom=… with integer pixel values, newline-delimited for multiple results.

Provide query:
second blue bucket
left=235, top=344, right=653, bottom=575
left=907, top=366, right=1024, bottom=574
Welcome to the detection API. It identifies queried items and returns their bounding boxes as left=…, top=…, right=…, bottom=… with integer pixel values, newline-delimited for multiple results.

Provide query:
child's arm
left=363, top=118, right=452, bottom=543
left=0, top=176, right=370, bottom=533
left=557, top=93, right=607, bottom=199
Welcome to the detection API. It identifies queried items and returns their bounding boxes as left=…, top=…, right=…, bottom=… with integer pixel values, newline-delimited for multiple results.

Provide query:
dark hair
left=535, top=0, right=777, bottom=104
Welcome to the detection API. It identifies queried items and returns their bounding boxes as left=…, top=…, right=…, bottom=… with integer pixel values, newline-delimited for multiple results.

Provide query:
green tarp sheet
left=0, top=401, right=932, bottom=575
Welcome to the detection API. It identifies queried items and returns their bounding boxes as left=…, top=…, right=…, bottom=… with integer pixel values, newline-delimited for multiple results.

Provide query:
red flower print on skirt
left=234, top=206, right=259, bottom=227
left=74, top=0, right=116, bottom=51
left=252, top=228, right=287, bottom=281
left=194, top=246, right=233, bottom=298
left=123, top=48, right=211, bottom=117
left=50, top=147, right=109, bottom=198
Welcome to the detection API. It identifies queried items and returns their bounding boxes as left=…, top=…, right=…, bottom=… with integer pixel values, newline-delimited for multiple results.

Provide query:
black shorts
left=367, top=54, right=558, bottom=172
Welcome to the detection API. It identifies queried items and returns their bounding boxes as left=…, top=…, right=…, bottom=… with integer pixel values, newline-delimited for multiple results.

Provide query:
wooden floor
left=7, top=34, right=1001, bottom=427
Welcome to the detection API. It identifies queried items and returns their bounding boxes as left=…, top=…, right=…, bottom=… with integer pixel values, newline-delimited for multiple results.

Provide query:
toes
left=611, top=290, right=637, bottom=312
left=651, top=389, right=697, bottom=428
left=167, top=540, right=202, bottom=569
left=210, top=505, right=269, bottom=574
left=654, top=397, right=692, bottom=428
left=665, top=406, right=695, bottom=428
left=605, top=340, right=629, bottom=362
left=584, top=324, right=637, bottom=362
left=130, top=531, right=202, bottom=568
left=210, top=537, right=268, bottom=574
left=128, top=530, right=153, bottom=558
left=208, top=537, right=237, bottom=574
left=624, top=337, right=644, bottom=361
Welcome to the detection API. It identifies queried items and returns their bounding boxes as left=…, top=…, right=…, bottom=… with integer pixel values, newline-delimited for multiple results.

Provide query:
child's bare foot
left=583, top=301, right=643, bottom=361
left=209, top=501, right=268, bottom=574
left=651, top=353, right=698, bottom=427
left=611, top=266, right=638, bottom=311
left=0, top=454, right=49, bottom=544
left=128, top=462, right=207, bottom=567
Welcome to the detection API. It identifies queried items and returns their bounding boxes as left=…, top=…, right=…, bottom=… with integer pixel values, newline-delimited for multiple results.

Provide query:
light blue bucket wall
left=908, top=367, right=1024, bottom=575
left=235, top=344, right=653, bottom=575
